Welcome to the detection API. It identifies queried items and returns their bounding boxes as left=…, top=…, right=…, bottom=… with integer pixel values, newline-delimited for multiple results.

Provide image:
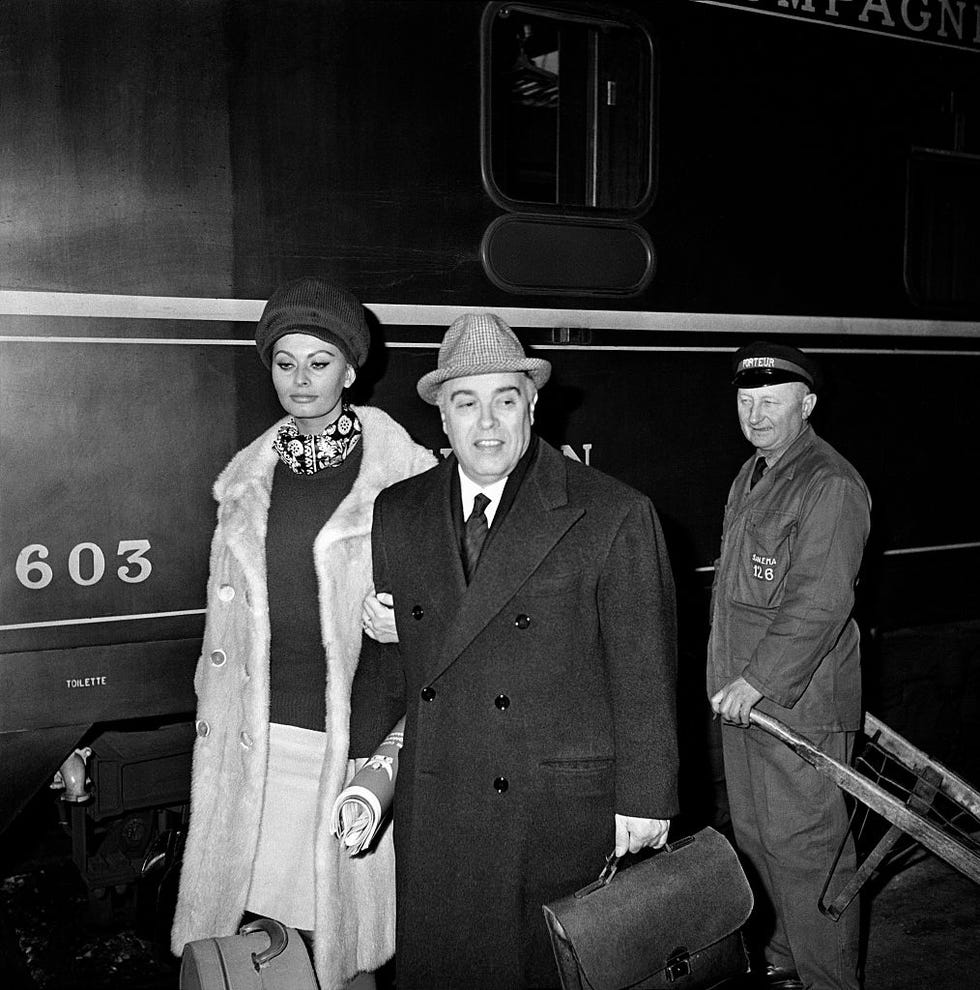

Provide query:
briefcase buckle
left=665, top=946, right=691, bottom=982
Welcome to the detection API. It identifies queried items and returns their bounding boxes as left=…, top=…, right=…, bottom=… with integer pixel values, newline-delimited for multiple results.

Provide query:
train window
left=905, top=149, right=980, bottom=310
left=481, top=2, right=655, bottom=216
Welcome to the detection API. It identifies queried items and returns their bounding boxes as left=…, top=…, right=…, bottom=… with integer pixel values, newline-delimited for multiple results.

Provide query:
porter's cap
left=731, top=340, right=819, bottom=389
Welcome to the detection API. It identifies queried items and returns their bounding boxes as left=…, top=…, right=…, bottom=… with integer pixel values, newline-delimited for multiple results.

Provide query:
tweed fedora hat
left=417, top=312, right=551, bottom=405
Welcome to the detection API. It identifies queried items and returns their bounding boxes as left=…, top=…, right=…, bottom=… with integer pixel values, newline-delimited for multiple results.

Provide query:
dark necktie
left=462, top=493, right=491, bottom=583
left=750, top=457, right=767, bottom=490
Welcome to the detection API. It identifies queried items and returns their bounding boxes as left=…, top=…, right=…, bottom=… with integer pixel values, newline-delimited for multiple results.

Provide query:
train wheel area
left=1, top=790, right=978, bottom=988
left=0, top=789, right=179, bottom=989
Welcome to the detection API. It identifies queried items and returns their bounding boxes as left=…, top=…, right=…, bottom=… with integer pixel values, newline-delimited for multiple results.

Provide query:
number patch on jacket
left=751, top=553, right=776, bottom=582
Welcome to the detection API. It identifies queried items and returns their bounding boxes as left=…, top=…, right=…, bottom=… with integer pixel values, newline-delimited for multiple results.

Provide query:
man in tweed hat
left=355, top=312, right=679, bottom=989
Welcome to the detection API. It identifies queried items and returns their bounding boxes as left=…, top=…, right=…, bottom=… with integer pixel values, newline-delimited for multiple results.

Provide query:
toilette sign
left=696, top=0, right=980, bottom=52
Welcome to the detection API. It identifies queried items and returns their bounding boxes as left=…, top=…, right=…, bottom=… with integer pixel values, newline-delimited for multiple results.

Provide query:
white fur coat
left=171, top=406, right=436, bottom=989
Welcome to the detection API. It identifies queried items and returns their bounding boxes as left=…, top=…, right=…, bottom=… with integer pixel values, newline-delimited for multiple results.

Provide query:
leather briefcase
left=542, top=827, right=753, bottom=990
left=179, top=917, right=318, bottom=990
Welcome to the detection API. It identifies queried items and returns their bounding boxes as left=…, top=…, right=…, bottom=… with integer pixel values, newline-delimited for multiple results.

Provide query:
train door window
left=482, top=2, right=655, bottom=216
left=905, top=149, right=980, bottom=310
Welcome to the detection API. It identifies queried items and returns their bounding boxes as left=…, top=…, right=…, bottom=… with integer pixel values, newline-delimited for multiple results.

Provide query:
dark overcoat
left=366, top=438, right=679, bottom=989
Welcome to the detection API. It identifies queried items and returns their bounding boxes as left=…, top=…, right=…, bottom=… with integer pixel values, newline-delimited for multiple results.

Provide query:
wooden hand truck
left=749, top=711, right=980, bottom=918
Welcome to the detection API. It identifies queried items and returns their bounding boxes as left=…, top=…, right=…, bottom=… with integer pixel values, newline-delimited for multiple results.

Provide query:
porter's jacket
left=171, top=406, right=435, bottom=990
left=707, top=425, right=870, bottom=731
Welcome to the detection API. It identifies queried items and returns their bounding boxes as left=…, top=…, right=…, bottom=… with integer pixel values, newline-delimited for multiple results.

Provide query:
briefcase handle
left=573, top=833, right=697, bottom=899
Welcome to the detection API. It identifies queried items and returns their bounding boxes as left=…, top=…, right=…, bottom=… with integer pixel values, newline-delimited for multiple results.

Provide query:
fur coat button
left=195, top=719, right=210, bottom=738
left=209, top=649, right=227, bottom=666
left=239, top=731, right=253, bottom=749
left=217, top=584, right=235, bottom=602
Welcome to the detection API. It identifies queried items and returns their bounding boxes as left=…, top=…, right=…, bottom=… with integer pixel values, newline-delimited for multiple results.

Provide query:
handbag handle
left=239, top=917, right=289, bottom=971
left=573, top=833, right=697, bottom=899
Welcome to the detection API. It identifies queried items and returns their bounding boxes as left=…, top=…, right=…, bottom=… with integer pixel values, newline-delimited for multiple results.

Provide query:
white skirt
left=245, top=722, right=328, bottom=931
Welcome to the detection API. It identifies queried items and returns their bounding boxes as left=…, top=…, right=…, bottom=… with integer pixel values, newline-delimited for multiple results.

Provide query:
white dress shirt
left=458, top=468, right=508, bottom=528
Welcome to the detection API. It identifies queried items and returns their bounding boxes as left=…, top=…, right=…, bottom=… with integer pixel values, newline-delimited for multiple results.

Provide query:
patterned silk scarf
left=272, top=405, right=362, bottom=475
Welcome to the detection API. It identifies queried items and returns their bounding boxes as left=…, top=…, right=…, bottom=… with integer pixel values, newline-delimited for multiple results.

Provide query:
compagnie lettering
left=700, top=0, right=980, bottom=53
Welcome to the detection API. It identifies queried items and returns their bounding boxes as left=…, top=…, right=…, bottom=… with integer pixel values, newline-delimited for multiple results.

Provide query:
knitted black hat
left=731, top=340, right=820, bottom=390
left=255, top=277, right=370, bottom=369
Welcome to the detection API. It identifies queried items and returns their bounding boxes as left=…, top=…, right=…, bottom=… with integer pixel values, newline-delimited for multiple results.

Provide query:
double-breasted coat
left=170, top=406, right=436, bottom=990
left=363, top=438, right=679, bottom=989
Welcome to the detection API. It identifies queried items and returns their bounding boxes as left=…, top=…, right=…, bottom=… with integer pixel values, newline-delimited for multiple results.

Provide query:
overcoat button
left=421, top=686, right=436, bottom=702
left=493, top=776, right=509, bottom=793
left=217, top=584, right=235, bottom=602
left=209, top=649, right=227, bottom=667
left=240, top=731, right=252, bottom=749
left=195, top=720, right=210, bottom=738
left=514, top=614, right=531, bottom=629
left=412, top=605, right=424, bottom=620
left=495, top=694, right=510, bottom=710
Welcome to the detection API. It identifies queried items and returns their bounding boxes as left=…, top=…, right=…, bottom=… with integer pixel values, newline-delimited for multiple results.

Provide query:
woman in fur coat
left=171, top=278, right=436, bottom=989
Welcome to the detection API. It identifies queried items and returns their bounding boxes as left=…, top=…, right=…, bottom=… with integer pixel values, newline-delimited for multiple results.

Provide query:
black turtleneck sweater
left=266, top=441, right=363, bottom=730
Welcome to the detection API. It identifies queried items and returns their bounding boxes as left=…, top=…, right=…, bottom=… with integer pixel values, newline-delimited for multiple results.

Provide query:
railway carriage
left=1, top=0, right=978, bottom=911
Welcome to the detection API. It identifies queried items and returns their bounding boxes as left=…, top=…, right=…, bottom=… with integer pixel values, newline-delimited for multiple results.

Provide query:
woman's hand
left=362, top=591, right=399, bottom=643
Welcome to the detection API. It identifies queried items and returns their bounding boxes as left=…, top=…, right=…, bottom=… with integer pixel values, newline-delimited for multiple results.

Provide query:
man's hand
left=362, top=591, right=399, bottom=643
left=614, top=814, right=669, bottom=856
left=710, top=676, right=764, bottom=726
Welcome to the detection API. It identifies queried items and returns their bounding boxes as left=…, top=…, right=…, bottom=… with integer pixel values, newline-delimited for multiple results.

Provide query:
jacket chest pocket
left=732, top=510, right=796, bottom=609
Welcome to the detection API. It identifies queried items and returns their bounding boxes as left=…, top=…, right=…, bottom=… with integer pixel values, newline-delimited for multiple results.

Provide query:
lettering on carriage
left=560, top=444, right=592, bottom=466
left=15, top=540, right=153, bottom=590
left=65, top=676, right=108, bottom=689
left=724, top=0, right=980, bottom=49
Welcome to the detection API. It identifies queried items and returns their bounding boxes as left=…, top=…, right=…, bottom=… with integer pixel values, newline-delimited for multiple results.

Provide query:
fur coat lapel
left=215, top=405, right=412, bottom=552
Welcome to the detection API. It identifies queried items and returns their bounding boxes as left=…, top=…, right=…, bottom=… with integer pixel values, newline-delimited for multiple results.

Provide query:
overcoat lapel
left=411, top=460, right=467, bottom=621
left=427, top=443, right=583, bottom=682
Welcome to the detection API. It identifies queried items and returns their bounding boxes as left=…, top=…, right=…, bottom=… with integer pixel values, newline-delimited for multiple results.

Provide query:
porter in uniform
left=708, top=341, right=870, bottom=990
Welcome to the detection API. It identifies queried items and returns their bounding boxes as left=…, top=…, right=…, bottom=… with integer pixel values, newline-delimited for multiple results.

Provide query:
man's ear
left=802, top=391, right=817, bottom=420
